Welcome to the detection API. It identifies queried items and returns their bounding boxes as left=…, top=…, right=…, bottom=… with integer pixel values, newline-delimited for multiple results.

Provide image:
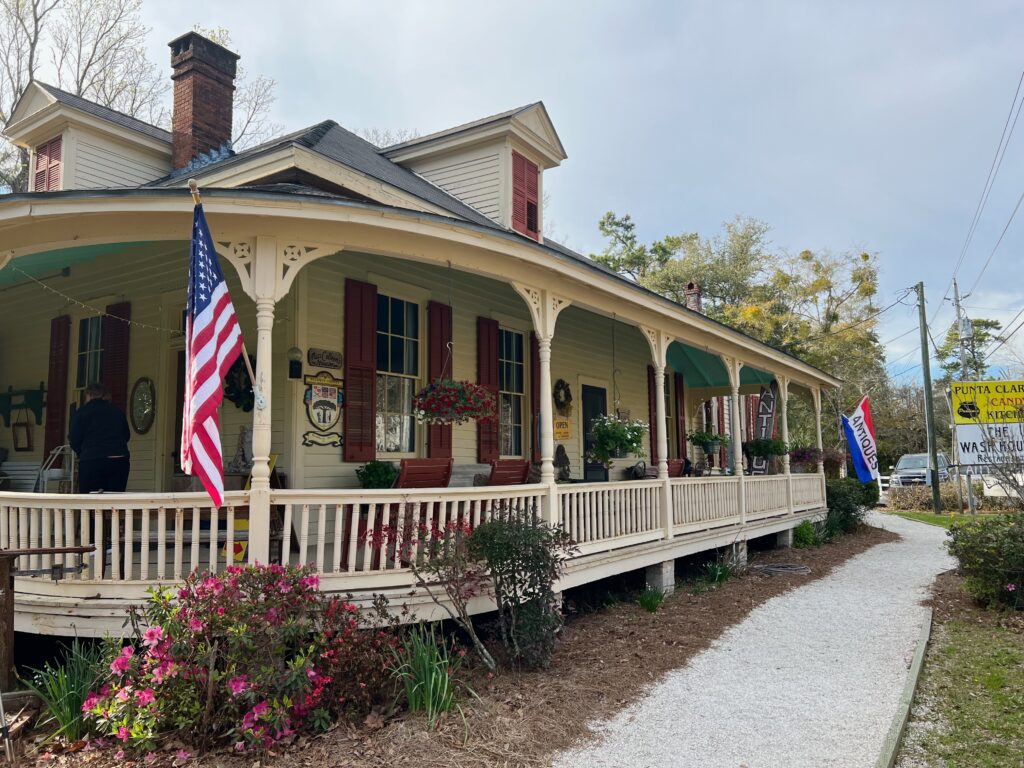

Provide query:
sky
left=138, top=0, right=1024, bottom=378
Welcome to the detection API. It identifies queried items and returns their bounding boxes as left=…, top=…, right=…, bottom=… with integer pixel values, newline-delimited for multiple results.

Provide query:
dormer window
left=512, top=150, right=540, bottom=240
left=33, top=135, right=63, bottom=192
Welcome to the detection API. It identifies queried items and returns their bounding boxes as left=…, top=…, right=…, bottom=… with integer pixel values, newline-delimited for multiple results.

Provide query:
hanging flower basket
left=413, top=379, right=496, bottom=425
left=586, top=414, right=648, bottom=469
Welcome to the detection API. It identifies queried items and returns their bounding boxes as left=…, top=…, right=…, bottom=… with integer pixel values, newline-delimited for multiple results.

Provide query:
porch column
left=812, top=386, right=826, bottom=503
left=643, top=328, right=673, bottom=540
left=247, top=236, right=277, bottom=564
left=512, top=284, right=570, bottom=526
left=778, top=376, right=794, bottom=516
left=723, top=356, right=745, bottom=526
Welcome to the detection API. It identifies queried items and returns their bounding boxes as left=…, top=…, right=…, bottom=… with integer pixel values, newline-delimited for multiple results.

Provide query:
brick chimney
left=684, top=281, right=703, bottom=313
left=169, top=31, right=239, bottom=170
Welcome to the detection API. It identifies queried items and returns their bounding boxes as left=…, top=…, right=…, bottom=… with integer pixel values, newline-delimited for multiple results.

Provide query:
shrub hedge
left=888, top=482, right=983, bottom=512
left=946, top=514, right=1024, bottom=609
left=824, top=477, right=877, bottom=534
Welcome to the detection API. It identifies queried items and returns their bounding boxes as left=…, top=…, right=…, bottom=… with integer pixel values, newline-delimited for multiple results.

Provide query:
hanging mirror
left=130, top=377, right=156, bottom=434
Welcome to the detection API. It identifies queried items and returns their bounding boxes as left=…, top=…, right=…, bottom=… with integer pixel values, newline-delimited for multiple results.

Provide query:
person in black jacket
left=69, top=382, right=131, bottom=493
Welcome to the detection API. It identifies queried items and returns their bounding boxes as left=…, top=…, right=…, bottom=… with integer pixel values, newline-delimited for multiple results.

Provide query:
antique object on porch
left=412, top=379, right=495, bottom=425
left=553, top=378, right=573, bottom=416
left=226, top=425, right=254, bottom=474
left=585, top=414, right=647, bottom=469
left=395, top=458, right=453, bottom=489
left=302, top=371, right=344, bottom=447
left=554, top=444, right=572, bottom=481
left=10, top=420, right=31, bottom=452
left=486, top=458, right=530, bottom=486
left=0, top=384, right=46, bottom=427
left=129, top=377, right=156, bottom=434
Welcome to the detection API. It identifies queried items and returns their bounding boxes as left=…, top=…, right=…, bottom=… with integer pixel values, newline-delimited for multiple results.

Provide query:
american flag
left=180, top=203, right=243, bottom=507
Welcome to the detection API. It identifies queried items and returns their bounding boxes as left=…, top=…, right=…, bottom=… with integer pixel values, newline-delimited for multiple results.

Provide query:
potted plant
left=586, top=414, right=648, bottom=469
left=744, top=438, right=789, bottom=459
left=687, top=429, right=729, bottom=457
left=355, top=460, right=399, bottom=489
left=789, top=446, right=822, bottom=473
left=412, top=379, right=496, bottom=425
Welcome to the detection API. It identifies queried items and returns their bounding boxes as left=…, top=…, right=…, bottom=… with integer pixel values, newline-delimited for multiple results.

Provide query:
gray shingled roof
left=147, top=120, right=499, bottom=228
left=36, top=82, right=171, bottom=143
left=382, top=103, right=539, bottom=153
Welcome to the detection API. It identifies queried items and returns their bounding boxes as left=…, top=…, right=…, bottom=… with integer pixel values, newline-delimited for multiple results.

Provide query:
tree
left=936, top=316, right=1001, bottom=384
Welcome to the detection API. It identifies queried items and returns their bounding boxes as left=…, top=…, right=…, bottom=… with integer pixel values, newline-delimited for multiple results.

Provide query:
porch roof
left=0, top=187, right=840, bottom=389
left=668, top=341, right=774, bottom=388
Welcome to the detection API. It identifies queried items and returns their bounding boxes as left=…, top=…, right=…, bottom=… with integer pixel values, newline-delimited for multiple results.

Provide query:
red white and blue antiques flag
left=180, top=203, right=243, bottom=506
left=842, top=396, right=880, bottom=485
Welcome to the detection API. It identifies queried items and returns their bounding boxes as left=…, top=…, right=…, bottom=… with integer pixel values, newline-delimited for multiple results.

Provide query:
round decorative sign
left=130, top=377, right=156, bottom=434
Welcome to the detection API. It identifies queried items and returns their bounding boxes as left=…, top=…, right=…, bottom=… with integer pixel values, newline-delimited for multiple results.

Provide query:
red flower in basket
left=413, top=379, right=496, bottom=425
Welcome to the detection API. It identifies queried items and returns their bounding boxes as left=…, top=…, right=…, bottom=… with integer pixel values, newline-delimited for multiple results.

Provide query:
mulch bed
left=25, top=524, right=898, bottom=768
left=928, top=570, right=1024, bottom=632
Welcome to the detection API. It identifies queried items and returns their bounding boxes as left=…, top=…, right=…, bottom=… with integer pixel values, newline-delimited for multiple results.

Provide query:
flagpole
left=188, top=179, right=259, bottom=393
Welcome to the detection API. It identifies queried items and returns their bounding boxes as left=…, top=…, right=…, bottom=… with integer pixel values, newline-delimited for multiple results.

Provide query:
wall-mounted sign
left=951, top=380, right=1024, bottom=469
left=307, top=348, right=342, bottom=370
left=303, top=370, right=344, bottom=447
left=553, top=417, right=572, bottom=441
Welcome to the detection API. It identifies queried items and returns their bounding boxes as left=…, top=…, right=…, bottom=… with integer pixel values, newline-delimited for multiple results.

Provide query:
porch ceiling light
left=287, top=347, right=303, bottom=379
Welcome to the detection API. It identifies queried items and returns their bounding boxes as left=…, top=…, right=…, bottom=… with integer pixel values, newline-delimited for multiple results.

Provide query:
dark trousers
left=79, top=457, right=130, bottom=493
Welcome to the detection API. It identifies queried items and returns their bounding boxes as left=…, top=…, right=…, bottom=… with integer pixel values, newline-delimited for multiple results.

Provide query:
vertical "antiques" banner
left=749, top=381, right=778, bottom=475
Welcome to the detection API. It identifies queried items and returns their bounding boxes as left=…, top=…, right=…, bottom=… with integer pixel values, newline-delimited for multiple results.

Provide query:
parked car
left=888, top=453, right=950, bottom=487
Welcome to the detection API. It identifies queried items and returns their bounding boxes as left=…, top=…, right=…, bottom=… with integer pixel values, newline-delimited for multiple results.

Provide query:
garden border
left=875, top=606, right=933, bottom=768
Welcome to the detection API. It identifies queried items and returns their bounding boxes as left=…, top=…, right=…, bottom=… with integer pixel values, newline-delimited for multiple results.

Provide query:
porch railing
left=557, top=480, right=663, bottom=555
left=745, top=476, right=790, bottom=521
left=670, top=476, right=741, bottom=532
left=0, top=491, right=249, bottom=581
left=269, top=485, right=548, bottom=574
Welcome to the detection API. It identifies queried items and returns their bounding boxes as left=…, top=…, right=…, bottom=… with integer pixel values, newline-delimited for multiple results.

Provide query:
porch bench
left=0, top=461, right=43, bottom=491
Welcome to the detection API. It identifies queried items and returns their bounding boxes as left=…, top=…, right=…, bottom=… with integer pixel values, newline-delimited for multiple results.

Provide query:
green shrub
left=468, top=515, right=575, bottom=670
left=703, top=556, right=734, bottom=586
left=825, top=478, right=875, bottom=534
left=23, top=638, right=107, bottom=742
left=637, top=588, right=665, bottom=613
left=889, top=482, right=974, bottom=512
left=355, top=460, right=399, bottom=489
left=792, top=520, right=818, bottom=548
left=946, top=514, right=1024, bottom=609
left=392, top=624, right=469, bottom=728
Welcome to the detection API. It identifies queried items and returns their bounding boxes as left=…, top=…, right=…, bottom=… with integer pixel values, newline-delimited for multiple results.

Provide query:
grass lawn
left=888, top=510, right=960, bottom=528
left=897, top=573, right=1024, bottom=768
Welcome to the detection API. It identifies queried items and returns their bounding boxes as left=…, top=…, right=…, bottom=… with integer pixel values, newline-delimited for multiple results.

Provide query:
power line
left=984, top=309, right=1024, bottom=362
left=965, top=185, right=1024, bottom=296
left=931, top=71, right=1024, bottom=324
left=881, top=327, right=917, bottom=346
left=795, top=290, right=914, bottom=346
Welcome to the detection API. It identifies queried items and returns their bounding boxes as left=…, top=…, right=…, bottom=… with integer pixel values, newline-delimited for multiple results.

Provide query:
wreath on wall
left=224, top=354, right=256, bottom=412
left=553, top=379, right=573, bottom=416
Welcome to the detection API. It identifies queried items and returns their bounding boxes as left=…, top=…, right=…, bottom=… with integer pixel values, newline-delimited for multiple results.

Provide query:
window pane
left=390, top=337, right=403, bottom=374
left=514, top=365, right=523, bottom=394
left=376, top=334, right=388, bottom=371
left=391, top=298, right=404, bottom=336
left=377, top=295, right=389, bottom=333
left=78, top=319, right=90, bottom=352
left=76, top=354, right=87, bottom=388
left=513, top=333, right=523, bottom=362
left=406, top=302, right=418, bottom=338
left=405, top=339, right=418, bottom=376
left=90, top=317, right=102, bottom=348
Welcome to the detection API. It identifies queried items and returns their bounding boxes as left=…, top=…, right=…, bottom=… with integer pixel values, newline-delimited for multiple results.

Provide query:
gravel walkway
left=553, top=513, right=954, bottom=768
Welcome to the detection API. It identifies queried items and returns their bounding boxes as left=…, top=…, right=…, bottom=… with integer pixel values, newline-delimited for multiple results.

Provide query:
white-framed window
left=74, top=316, right=103, bottom=403
left=499, top=328, right=525, bottom=457
left=376, top=293, right=420, bottom=454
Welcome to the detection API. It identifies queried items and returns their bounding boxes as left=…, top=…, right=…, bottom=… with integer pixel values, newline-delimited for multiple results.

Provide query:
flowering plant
left=586, top=414, right=648, bottom=468
left=789, top=446, right=823, bottom=465
left=413, top=379, right=496, bottom=425
left=83, top=564, right=398, bottom=753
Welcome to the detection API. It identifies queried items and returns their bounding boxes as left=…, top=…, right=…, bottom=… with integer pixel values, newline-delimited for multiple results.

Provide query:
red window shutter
left=529, top=332, right=540, bottom=463
left=46, top=136, right=62, bottom=191
left=343, top=278, right=378, bottom=462
left=44, top=315, right=71, bottom=458
left=647, top=365, right=659, bottom=463
left=718, top=398, right=727, bottom=468
left=477, top=316, right=500, bottom=463
left=524, top=157, right=539, bottom=238
left=747, top=394, right=759, bottom=438
left=427, top=300, right=453, bottom=458
left=511, top=150, right=540, bottom=239
left=34, top=141, right=50, bottom=192
left=101, top=302, right=131, bottom=412
left=674, top=372, right=686, bottom=460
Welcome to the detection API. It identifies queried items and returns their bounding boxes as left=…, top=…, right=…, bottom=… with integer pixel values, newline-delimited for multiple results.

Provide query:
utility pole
left=952, top=278, right=978, bottom=514
left=917, top=282, right=942, bottom=514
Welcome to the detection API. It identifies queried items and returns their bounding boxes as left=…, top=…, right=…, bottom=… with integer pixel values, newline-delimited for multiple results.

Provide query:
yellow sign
left=553, top=417, right=572, bottom=441
left=951, top=380, right=1024, bottom=424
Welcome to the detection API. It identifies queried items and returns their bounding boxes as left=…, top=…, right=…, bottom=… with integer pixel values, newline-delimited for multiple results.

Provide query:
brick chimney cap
left=168, top=31, right=240, bottom=74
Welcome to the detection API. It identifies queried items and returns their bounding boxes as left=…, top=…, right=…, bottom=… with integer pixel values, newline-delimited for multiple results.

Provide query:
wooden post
left=0, top=555, right=12, bottom=692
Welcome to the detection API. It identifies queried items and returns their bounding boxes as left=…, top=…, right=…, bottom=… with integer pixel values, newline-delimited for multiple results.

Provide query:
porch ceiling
left=668, top=340, right=774, bottom=388
left=0, top=241, right=157, bottom=286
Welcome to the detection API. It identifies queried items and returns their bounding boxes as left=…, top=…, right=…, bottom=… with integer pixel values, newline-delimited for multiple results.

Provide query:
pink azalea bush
left=83, top=564, right=399, bottom=752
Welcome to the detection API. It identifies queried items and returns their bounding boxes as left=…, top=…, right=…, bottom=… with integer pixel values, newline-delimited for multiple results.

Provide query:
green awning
left=0, top=242, right=154, bottom=286
left=667, top=340, right=774, bottom=388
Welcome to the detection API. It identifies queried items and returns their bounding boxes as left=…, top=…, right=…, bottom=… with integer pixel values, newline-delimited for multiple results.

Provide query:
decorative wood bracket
left=720, top=354, right=744, bottom=391
left=216, top=240, right=337, bottom=303
left=512, top=283, right=571, bottom=339
left=640, top=326, right=673, bottom=368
